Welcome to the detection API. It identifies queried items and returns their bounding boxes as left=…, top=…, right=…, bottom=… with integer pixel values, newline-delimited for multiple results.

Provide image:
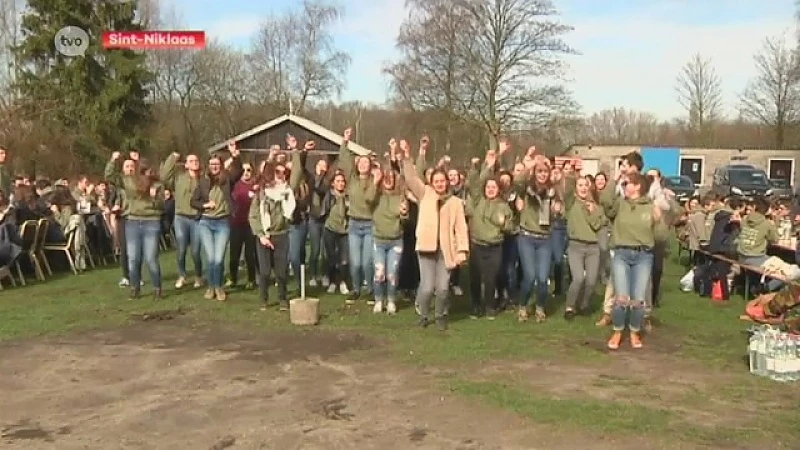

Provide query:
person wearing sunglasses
left=226, top=162, right=258, bottom=290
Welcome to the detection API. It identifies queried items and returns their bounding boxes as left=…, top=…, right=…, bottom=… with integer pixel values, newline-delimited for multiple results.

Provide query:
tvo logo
left=54, top=26, right=89, bottom=57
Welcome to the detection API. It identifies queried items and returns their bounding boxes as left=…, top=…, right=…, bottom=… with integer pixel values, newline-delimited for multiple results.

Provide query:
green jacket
left=160, top=153, right=200, bottom=217
left=104, top=156, right=166, bottom=219
left=465, top=165, right=514, bottom=245
left=338, top=142, right=377, bottom=220
left=248, top=189, right=290, bottom=237
left=0, top=163, right=9, bottom=197
left=325, top=191, right=349, bottom=234
left=736, top=212, right=779, bottom=257
left=372, top=190, right=407, bottom=242
left=563, top=174, right=606, bottom=242
left=609, top=196, right=668, bottom=249
left=513, top=171, right=556, bottom=236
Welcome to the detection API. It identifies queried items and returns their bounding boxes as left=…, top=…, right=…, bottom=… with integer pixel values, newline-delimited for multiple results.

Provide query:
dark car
left=664, top=175, right=697, bottom=202
left=712, top=165, right=771, bottom=199
left=769, top=179, right=793, bottom=200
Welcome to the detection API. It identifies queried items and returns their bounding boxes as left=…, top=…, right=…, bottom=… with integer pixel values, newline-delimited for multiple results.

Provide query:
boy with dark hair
left=737, top=196, right=781, bottom=294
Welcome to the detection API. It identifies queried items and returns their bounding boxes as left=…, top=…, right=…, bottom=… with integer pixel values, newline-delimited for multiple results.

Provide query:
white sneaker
left=327, top=284, right=337, bottom=294
left=452, top=286, right=464, bottom=296
left=322, top=275, right=331, bottom=287
left=140, top=280, right=145, bottom=287
left=386, top=301, right=397, bottom=315
left=373, top=301, right=383, bottom=313
left=118, top=278, right=129, bottom=287
left=309, top=278, right=318, bottom=287
left=175, top=277, right=186, bottom=289
left=339, top=282, right=349, bottom=295
left=193, top=278, right=204, bottom=288
left=414, top=302, right=421, bottom=315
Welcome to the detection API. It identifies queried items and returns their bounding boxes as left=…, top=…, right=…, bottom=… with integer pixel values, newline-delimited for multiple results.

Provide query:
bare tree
left=249, top=0, right=350, bottom=115
left=292, top=0, right=350, bottom=114
left=675, top=54, right=723, bottom=146
left=582, top=108, right=660, bottom=145
left=385, top=0, right=475, bottom=152
left=740, top=36, right=800, bottom=148
left=0, top=0, right=21, bottom=105
left=458, top=0, right=578, bottom=146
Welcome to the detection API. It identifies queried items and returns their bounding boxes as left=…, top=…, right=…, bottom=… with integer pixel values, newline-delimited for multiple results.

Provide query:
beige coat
left=403, top=159, right=469, bottom=269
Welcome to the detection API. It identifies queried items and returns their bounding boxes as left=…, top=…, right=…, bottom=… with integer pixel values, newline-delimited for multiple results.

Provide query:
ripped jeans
left=373, top=238, right=403, bottom=302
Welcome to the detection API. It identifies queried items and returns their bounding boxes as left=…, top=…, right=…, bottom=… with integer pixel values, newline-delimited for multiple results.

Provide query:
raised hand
left=343, top=127, right=352, bottom=142
left=303, top=140, right=315, bottom=151
left=111, top=151, right=121, bottom=161
left=399, top=139, right=411, bottom=160
left=485, top=149, right=498, bottom=167
left=149, top=186, right=158, bottom=198
left=470, top=157, right=480, bottom=166
left=227, top=140, right=240, bottom=158
left=499, top=139, right=510, bottom=155
left=285, top=134, right=298, bottom=150
left=129, top=150, right=139, bottom=161
left=419, top=134, right=430, bottom=153
left=372, top=166, right=383, bottom=185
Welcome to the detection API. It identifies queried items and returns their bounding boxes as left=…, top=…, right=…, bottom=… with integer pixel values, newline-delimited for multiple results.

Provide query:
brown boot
left=595, top=313, right=611, bottom=327
left=204, top=288, right=215, bottom=300
left=215, top=288, right=227, bottom=301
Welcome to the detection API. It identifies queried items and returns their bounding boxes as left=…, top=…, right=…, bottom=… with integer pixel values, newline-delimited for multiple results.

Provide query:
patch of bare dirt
left=0, top=321, right=673, bottom=450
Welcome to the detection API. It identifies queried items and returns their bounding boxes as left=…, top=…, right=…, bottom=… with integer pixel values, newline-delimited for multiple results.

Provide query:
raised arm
left=104, top=152, right=123, bottom=186
left=160, top=152, right=179, bottom=189
left=339, top=127, right=354, bottom=178
left=400, top=140, right=426, bottom=200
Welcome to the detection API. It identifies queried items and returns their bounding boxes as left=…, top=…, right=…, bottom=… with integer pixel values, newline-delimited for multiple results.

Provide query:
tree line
left=0, top=0, right=797, bottom=178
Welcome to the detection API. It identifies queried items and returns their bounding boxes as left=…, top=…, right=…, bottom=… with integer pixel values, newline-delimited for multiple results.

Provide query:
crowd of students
left=0, top=131, right=691, bottom=350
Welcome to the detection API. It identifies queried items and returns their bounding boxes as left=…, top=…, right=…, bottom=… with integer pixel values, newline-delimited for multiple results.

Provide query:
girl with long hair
left=322, top=171, right=351, bottom=295
left=465, top=150, right=515, bottom=319
left=606, top=172, right=665, bottom=350
left=338, top=127, right=378, bottom=303
left=371, top=139, right=408, bottom=314
left=401, top=139, right=469, bottom=331
left=249, top=161, right=295, bottom=311
left=563, top=174, right=606, bottom=319
left=514, top=160, right=561, bottom=322
left=227, top=162, right=258, bottom=290
left=161, top=151, right=204, bottom=289
left=105, top=150, right=166, bottom=298
left=190, top=141, right=243, bottom=301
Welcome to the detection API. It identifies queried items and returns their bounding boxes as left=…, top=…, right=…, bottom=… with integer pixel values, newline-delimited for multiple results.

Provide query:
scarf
left=259, top=182, right=296, bottom=233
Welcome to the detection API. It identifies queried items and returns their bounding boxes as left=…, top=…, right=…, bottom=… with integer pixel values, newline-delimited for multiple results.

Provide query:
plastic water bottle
left=791, top=335, right=800, bottom=381
left=773, top=335, right=789, bottom=382
left=749, top=330, right=759, bottom=374
left=756, top=327, right=769, bottom=376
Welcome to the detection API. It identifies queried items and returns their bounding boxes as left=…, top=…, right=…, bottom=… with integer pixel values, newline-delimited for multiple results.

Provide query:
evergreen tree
left=13, top=0, right=153, bottom=170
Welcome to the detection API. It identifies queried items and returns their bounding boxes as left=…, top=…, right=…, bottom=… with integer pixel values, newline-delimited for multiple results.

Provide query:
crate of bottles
left=748, top=325, right=800, bottom=382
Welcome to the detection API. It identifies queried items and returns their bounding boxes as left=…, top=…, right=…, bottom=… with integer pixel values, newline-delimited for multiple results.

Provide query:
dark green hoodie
left=737, top=211, right=779, bottom=257
left=160, top=153, right=200, bottom=217
left=610, top=196, right=666, bottom=249
left=104, top=156, right=165, bottom=219
left=372, top=189, right=407, bottom=242
left=338, top=142, right=377, bottom=220
left=465, top=166, right=514, bottom=245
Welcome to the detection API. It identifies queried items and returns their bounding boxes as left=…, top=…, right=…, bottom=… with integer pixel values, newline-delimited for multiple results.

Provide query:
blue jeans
left=288, top=220, right=308, bottom=287
left=517, top=234, right=552, bottom=309
left=125, top=219, right=161, bottom=289
left=611, top=247, right=653, bottom=332
left=348, top=219, right=374, bottom=295
left=308, top=218, right=325, bottom=278
left=173, top=215, right=202, bottom=279
left=373, top=239, right=403, bottom=301
left=198, top=218, right=230, bottom=288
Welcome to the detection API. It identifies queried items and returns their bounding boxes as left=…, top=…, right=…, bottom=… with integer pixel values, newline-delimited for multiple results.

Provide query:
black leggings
left=255, top=233, right=289, bottom=303
left=469, top=242, right=503, bottom=311
left=323, top=228, right=350, bottom=287
left=229, top=223, right=256, bottom=284
left=118, top=215, right=129, bottom=279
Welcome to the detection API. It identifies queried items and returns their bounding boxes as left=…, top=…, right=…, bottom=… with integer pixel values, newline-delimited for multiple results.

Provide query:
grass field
left=1, top=245, right=798, bottom=449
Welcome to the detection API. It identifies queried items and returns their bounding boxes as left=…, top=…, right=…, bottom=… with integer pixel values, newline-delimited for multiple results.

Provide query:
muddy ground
left=0, top=314, right=766, bottom=450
